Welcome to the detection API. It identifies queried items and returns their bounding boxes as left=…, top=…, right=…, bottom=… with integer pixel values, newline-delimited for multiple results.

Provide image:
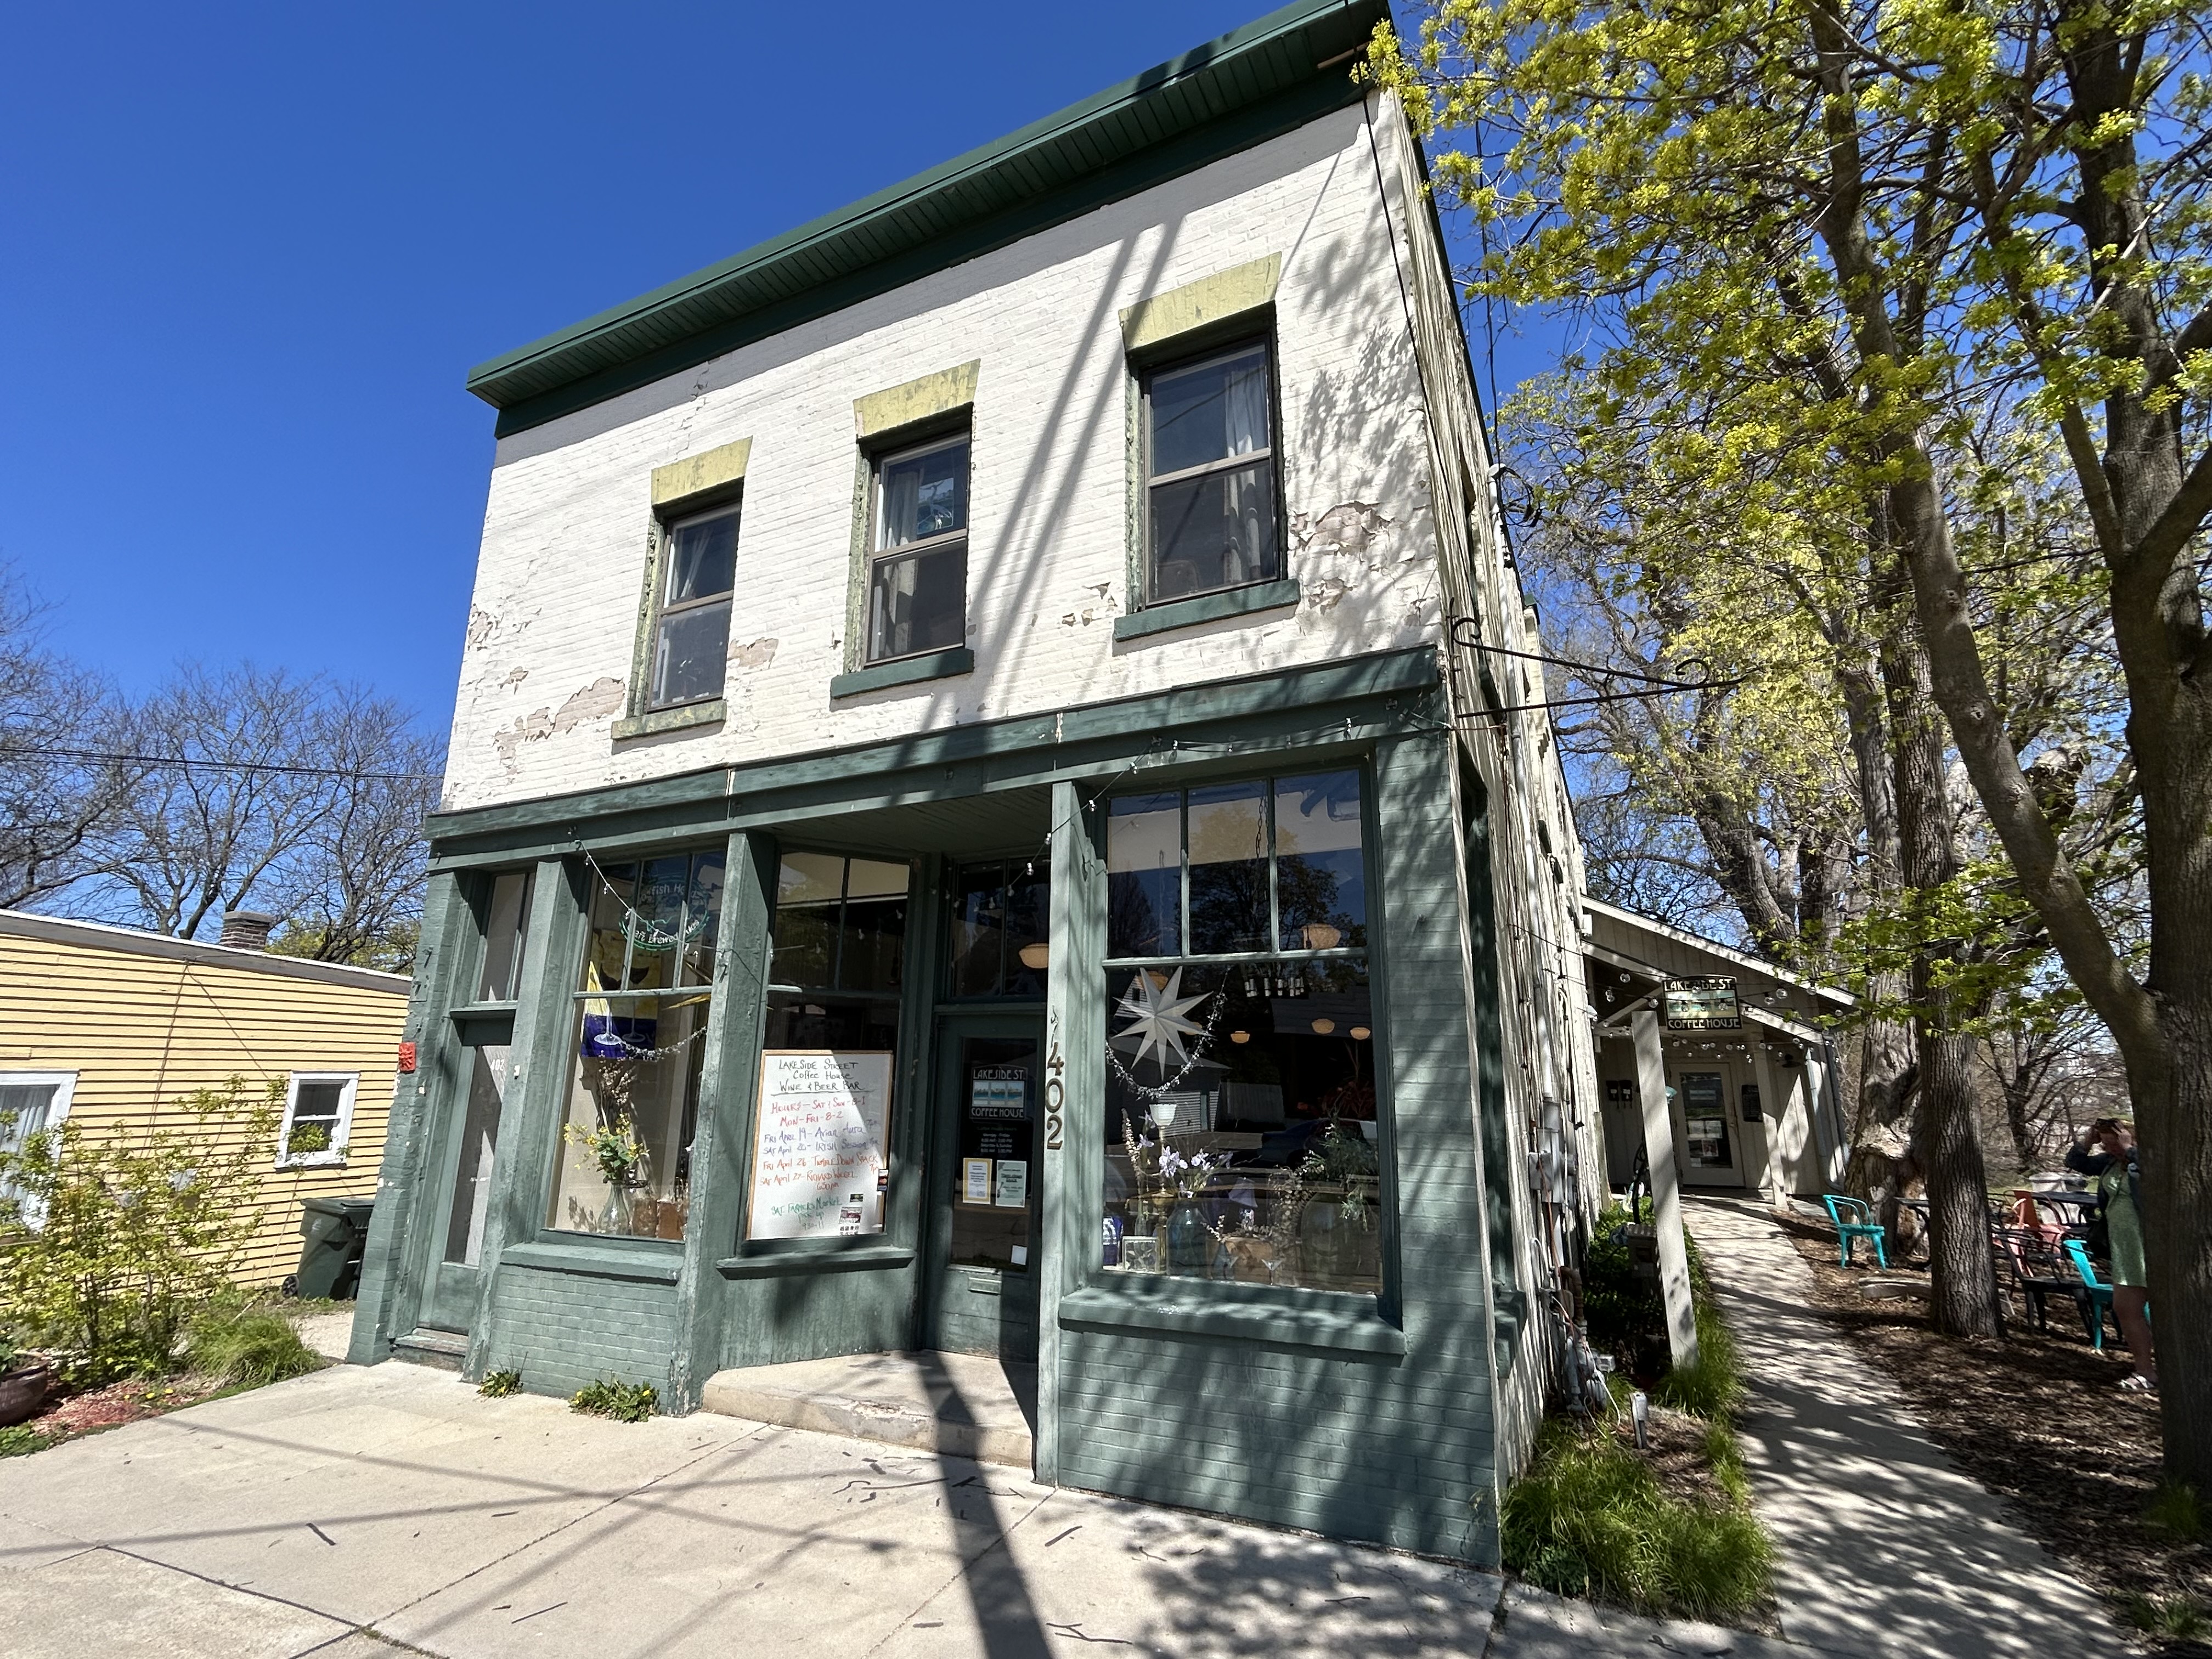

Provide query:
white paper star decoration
left=1111, top=967, right=1210, bottom=1071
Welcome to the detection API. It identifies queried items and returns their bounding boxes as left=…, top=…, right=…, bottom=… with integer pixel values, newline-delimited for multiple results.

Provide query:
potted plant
left=0, top=1331, right=51, bottom=1429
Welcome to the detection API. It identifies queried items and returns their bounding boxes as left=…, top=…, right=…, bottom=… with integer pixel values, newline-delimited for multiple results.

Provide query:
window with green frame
left=1100, top=769, right=1381, bottom=1295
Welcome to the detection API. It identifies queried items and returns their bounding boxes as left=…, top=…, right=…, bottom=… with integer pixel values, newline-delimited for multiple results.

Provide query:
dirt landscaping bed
left=1774, top=1211, right=2209, bottom=1651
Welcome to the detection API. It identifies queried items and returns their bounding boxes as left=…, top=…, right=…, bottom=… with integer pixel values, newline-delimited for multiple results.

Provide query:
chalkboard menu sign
left=746, top=1049, right=894, bottom=1239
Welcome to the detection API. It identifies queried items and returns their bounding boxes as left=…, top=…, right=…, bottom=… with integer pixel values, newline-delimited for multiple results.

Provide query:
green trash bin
left=295, top=1196, right=376, bottom=1301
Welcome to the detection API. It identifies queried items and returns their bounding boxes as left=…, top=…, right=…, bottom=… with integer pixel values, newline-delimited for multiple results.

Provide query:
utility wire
left=0, top=744, right=443, bottom=784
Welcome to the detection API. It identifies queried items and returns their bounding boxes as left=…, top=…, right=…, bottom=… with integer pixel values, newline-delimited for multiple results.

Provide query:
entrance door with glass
left=1674, top=1068, right=1743, bottom=1186
left=925, top=1013, right=1044, bottom=1361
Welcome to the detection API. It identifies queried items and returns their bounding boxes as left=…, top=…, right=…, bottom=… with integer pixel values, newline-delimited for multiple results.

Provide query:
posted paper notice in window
left=747, top=1050, right=894, bottom=1240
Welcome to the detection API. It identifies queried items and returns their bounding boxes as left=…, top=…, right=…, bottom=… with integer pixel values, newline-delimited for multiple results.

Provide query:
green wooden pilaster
left=667, top=829, right=776, bottom=1408
left=1037, top=778, right=1105, bottom=1485
left=349, top=868, right=473, bottom=1363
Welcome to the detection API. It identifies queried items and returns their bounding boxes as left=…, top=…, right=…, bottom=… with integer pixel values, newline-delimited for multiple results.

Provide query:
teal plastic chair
left=2062, top=1239, right=2117, bottom=1350
left=1821, top=1194, right=1888, bottom=1268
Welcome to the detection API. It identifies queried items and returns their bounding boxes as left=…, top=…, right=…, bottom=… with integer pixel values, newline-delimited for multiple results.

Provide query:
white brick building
left=357, top=0, right=1607, bottom=1566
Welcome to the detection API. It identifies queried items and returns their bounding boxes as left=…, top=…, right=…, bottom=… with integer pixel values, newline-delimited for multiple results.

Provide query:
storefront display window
left=1100, top=770, right=1381, bottom=1295
left=545, top=850, right=724, bottom=1239
left=947, top=860, right=1048, bottom=997
left=744, top=854, right=913, bottom=1240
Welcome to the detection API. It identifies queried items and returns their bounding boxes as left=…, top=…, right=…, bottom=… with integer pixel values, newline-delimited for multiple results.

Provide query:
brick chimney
left=218, top=911, right=278, bottom=951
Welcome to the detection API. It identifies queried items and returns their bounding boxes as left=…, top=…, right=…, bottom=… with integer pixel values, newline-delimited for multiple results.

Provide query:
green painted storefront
left=352, top=648, right=1527, bottom=1562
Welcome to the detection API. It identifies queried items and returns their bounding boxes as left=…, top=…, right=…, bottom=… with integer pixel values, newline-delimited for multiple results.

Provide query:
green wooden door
left=421, top=1029, right=511, bottom=1333
left=924, top=1012, right=1045, bottom=1360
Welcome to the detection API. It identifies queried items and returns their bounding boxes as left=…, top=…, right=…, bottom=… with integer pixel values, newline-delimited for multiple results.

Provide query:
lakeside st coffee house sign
left=1664, top=976, right=1742, bottom=1031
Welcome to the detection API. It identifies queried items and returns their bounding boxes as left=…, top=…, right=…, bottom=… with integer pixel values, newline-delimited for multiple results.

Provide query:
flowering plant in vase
left=563, top=1119, right=648, bottom=1189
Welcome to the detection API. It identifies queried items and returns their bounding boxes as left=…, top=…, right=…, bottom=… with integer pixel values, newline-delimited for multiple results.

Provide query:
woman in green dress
left=2070, top=1118, right=2155, bottom=1391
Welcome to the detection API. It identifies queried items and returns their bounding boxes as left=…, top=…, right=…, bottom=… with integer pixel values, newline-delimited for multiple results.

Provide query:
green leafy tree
left=0, top=1077, right=281, bottom=1383
left=1377, top=0, right=2212, bottom=1483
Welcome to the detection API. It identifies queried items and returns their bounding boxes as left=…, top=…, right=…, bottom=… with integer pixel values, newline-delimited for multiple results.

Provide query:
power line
left=0, top=744, right=443, bottom=784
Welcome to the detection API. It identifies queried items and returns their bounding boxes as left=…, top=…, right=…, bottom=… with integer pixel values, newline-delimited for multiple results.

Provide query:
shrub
left=478, top=1370, right=521, bottom=1398
left=1503, top=1420, right=1773, bottom=1622
left=2145, top=1480, right=2204, bottom=1544
left=0, top=1077, right=282, bottom=1384
left=570, top=1378, right=656, bottom=1422
left=182, top=1307, right=321, bottom=1386
left=2121, top=1593, right=2207, bottom=1641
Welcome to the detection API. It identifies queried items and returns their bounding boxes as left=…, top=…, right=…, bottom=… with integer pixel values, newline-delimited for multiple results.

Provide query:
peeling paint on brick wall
left=493, top=676, right=627, bottom=775
left=730, top=637, right=778, bottom=670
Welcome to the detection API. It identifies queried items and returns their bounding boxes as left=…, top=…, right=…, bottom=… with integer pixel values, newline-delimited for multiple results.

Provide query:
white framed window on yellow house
left=277, top=1073, right=359, bottom=1169
left=0, top=1071, right=78, bottom=1222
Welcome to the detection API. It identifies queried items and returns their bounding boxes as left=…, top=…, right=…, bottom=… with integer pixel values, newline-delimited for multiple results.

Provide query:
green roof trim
left=466, top=0, right=1387, bottom=437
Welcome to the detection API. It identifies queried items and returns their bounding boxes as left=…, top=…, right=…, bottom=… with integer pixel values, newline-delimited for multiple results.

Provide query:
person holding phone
left=2068, top=1118, right=2155, bottom=1391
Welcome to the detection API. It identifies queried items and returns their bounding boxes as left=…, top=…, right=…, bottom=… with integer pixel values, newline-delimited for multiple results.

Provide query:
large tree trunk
left=1878, top=543, right=2002, bottom=1337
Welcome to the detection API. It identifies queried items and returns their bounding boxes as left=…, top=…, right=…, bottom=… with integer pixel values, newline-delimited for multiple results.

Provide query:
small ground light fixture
left=1630, top=1390, right=1650, bottom=1450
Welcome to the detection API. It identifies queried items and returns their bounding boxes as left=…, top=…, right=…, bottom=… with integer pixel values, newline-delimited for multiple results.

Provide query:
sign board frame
left=1663, top=975, right=1742, bottom=1031
left=745, top=1048, right=896, bottom=1241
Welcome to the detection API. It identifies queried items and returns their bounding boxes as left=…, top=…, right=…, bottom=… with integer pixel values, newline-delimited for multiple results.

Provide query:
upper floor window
left=868, top=435, right=969, bottom=664
left=1143, top=340, right=1279, bottom=605
left=650, top=502, right=740, bottom=709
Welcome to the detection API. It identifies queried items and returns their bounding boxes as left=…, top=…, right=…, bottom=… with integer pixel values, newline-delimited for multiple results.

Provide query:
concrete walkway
left=1683, top=1197, right=2134, bottom=1659
left=0, top=1361, right=1500, bottom=1659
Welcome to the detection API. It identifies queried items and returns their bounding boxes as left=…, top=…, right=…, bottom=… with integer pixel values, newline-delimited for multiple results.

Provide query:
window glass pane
left=665, top=507, right=740, bottom=603
left=1149, top=346, right=1270, bottom=477
left=0, top=1085, right=56, bottom=1149
left=764, top=995, right=900, bottom=1051
left=292, top=1082, right=346, bottom=1127
left=681, top=854, right=725, bottom=987
left=950, top=864, right=1006, bottom=997
left=475, top=871, right=531, bottom=1002
left=778, top=852, right=845, bottom=906
left=443, top=1045, right=507, bottom=1267
left=877, top=440, right=969, bottom=549
left=839, top=886, right=909, bottom=993
left=1186, top=782, right=1268, bottom=955
left=1149, top=460, right=1278, bottom=601
left=867, top=544, right=966, bottom=662
left=1274, top=771, right=1366, bottom=951
left=652, top=598, right=731, bottom=706
left=1107, top=793, right=1182, bottom=958
left=583, top=853, right=725, bottom=994
left=845, top=859, right=911, bottom=900
left=1003, top=861, right=1048, bottom=996
left=1101, top=958, right=1377, bottom=1294
left=772, top=853, right=842, bottom=988
left=547, top=990, right=709, bottom=1237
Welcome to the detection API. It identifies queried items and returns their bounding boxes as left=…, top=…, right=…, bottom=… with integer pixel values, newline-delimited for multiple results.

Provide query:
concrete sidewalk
left=1683, top=1197, right=2134, bottom=1659
left=0, top=1361, right=1500, bottom=1659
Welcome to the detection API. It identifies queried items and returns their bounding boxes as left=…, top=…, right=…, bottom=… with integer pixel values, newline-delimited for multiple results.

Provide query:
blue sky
left=1, top=2, right=1552, bottom=734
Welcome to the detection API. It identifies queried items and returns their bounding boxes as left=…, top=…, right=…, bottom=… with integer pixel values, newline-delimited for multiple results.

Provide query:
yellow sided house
left=0, top=909, right=410, bottom=1285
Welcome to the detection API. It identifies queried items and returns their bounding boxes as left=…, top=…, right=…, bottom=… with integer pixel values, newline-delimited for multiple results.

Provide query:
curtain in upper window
left=1144, top=342, right=1280, bottom=604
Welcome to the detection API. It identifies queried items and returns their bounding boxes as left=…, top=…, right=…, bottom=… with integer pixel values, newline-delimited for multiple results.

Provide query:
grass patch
left=181, top=1307, right=321, bottom=1386
left=569, top=1378, right=656, bottom=1422
left=2145, top=1480, right=2204, bottom=1544
left=0, top=1424, right=51, bottom=1458
left=1503, top=1419, right=1773, bottom=1621
left=2120, top=1592, right=2208, bottom=1641
left=478, top=1370, right=522, bottom=1398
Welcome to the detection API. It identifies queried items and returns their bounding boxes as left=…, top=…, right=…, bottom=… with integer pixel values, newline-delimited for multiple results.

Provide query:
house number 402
left=1044, top=1028, right=1065, bottom=1152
